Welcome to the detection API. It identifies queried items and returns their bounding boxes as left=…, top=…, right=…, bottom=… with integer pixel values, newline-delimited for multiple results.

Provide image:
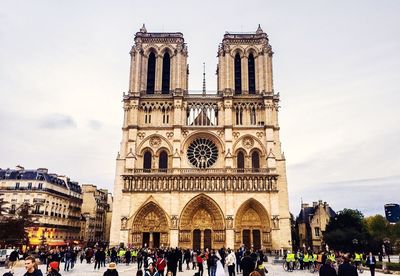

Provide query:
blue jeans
left=210, top=266, right=216, bottom=276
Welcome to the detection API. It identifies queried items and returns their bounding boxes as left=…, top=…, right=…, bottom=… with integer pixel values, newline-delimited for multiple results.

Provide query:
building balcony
left=122, top=168, right=278, bottom=193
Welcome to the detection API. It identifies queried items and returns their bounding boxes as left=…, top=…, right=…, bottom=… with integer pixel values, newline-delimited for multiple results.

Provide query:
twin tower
left=129, top=24, right=274, bottom=95
left=110, top=25, right=291, bottom=251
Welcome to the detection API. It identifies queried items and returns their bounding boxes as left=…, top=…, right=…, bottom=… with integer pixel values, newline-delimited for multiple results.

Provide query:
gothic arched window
left=237, top=151, right=245, bottom=172
left=143, top=151, right=152, bottom=172
left=248, top=53, right=256, bottom=94
left=234, top=53, right=242, bottom=94
left=146, top=52, right=156, bottom=94
left=159, top=150, right=168, bottom=172
left=252, top=151, right=260, bottom=172
left=161, top=52, right=171, bottom=94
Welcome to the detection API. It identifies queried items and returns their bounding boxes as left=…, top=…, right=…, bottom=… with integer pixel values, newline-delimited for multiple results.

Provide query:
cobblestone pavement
left=0, top=261, right=387, bottom=276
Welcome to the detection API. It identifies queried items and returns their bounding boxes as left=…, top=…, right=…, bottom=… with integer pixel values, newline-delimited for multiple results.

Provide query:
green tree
left=0, top=202, right=36, bottom=245
left=324, top=208, right=369, bottom=252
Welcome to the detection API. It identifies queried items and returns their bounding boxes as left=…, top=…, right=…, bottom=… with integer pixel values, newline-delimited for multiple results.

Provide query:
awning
left=47, top=240, right=67, bottom=246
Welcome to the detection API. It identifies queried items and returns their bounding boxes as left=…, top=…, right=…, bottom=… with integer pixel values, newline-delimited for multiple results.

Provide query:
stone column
left=129, top=50, right=136, bottom=92
left=149, top=232, right=154, bottom=248
left=200, top=230, right=204, bottom=250
left=134, top=53, right=142, bottom=92
left=170, top=229, right=179, bottom=247
left=170, top=55, right=175, bottom=91
left=242, top=56, right=248, bottom=93
left=155, top=55, right=162, bottom=93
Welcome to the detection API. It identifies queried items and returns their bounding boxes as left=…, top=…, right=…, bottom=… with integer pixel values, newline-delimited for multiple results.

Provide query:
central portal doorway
left=193, top=229, right=201, bottom=250
left=192, top=229, right=212, bottom=250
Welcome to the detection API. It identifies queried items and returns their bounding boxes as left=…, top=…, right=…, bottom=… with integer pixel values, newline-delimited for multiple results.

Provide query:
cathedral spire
left=202, top=62, right=206, bottom=96
left=256, top=24, right=263, bottom=34
left=140, top=23, right=147, bottom=33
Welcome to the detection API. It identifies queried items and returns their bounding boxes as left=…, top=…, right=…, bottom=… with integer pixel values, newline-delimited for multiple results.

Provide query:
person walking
left=197, top=251, right=205, bottom=276
left=254, top=260, right=268, bottom=276
left=94, top=248, right=102, bottom=270
left=241, top=251, right=255, bottom=276
left=156, top=254, right=167, bottom=276
left=365, top=252, right=376, bottom=276
left=226, top=249, right=236, bottom=276
left=125, top=248, right=132, bottom=266
left=23, top=256, right=43, bottom=276
left=319, top=255, right=337, bottom=276
left=47, top=261, right=61, bottom=276
left=338, top=255, right=358, bottom=276
left=7, top=248, right=19, bottom=272
left=104, top=262, right=119, bottom=276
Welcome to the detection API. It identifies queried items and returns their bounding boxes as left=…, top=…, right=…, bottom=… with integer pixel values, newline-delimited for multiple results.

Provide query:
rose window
left=187, top=138, right=218, bottom=168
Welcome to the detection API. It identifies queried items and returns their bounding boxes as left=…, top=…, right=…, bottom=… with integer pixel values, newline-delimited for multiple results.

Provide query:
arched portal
left=130, top=201, right=169, bottom=248
left=179, top=194, right=225, bottom=250
left=235, top=198, right=271, bottom=250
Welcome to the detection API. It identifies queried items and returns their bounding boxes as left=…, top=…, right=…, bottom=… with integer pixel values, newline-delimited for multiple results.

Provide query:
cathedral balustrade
left=121, top=169, right=278, bottom=192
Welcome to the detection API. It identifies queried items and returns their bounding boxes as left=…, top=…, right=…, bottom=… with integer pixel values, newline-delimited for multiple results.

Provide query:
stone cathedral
left=110, top=25, right=291, bottom=251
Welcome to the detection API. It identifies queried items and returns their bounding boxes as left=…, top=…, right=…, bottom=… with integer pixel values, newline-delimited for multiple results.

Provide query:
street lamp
left=352, top=239, right=358, bottom=253
left=383, top=238, right=391, bottom=262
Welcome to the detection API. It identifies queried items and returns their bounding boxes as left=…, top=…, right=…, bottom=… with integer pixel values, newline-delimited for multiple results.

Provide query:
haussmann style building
left=110, top=25, right=291, bottom=251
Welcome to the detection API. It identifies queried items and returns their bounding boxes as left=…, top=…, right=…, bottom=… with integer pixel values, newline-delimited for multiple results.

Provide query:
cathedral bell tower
left=128, top=24, right=188, bottom=94
left=217, top=24, right=274, bottom=95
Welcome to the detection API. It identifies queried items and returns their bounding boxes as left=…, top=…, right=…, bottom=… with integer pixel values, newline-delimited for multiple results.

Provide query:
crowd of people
left=1, top=245, right=387, bottom=276
left=2, top=246, right=269, bottom=276
left=284, top=249, right=378, bottom=276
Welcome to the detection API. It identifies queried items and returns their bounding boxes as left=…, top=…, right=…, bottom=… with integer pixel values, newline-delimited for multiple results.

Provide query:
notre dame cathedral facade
left=110, top=25, right=291, bottom=251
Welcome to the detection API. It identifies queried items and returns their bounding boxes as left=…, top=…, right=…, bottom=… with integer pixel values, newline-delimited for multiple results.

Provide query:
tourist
left=207, top=250, right=218, bottom=276
left=104, top=262, right=119, bottom=276
left=319, top=255, right=336, bottom=276
left=338, top=255, right=358, bottom=276
left=241, top=251, right=256, bottom=276
left=125, top=248, right=132, bottom=265
left=47, top=261, right=61, bottom=276
left=94, top=248, right=102, bottom=270
left=23, top=256, right=43, bottom=276
left=254, top=260, right=268, bottom=276
left=226, top=249, right=236, bottom=276
left=145, top=262, right=159, bottom=276
left=156, top=253, right=167, bottom=276
left=197, top=251, right=205, bottom=276
left=7, top=248, right=19, bottom=271
left=235, top=249, right=242, bottom=274
left=192, top=249, right=198, bottom=270
left=365, top=252, right=376, bottom=276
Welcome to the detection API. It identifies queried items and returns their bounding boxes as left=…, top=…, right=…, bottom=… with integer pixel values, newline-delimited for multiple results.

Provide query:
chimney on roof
left=313, top=201, right=318, bottom=208
left=37, top=168, right=48, bottom=173
left=301, top=203, right=309, bottom=209
left=15, top=165, right=24, bottom=171
left=324, top=202, right=329, bottom=208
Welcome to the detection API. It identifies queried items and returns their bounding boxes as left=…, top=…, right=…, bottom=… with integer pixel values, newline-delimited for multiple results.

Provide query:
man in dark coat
left=319, top=255, right=337, bottom=276
left=125, top=249, right=131, bottom=265
left=365, top=252, right=376, bottom=276
left=240, top=251, right=255, bottom=276
left=338, top=255, right=358, bottom=276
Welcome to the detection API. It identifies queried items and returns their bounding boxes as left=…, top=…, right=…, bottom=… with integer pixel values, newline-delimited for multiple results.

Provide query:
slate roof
left=0, top=168, right=81, bottom=193
left=297, top=205, right=336, bottom=224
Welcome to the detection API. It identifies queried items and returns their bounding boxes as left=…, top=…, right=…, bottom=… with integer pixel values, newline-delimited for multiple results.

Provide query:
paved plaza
left=0, top=260, right=388, bottom=276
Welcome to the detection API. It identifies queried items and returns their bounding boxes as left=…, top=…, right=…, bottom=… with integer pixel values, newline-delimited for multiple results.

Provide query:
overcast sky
left=1, top=0, right=399, bottom=217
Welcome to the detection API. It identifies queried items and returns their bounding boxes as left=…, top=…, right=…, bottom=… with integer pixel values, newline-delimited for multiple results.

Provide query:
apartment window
left=34, top=205, right=40, bottom=213
left=10, top=204, right=16, bottom=214
left=15, top=182, right=20, bottom=189
left=28, top=182, right=32, bottom=190
left=38, top=183, right=43, bottom=189
left=315, top=227, right=320, bottom=237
